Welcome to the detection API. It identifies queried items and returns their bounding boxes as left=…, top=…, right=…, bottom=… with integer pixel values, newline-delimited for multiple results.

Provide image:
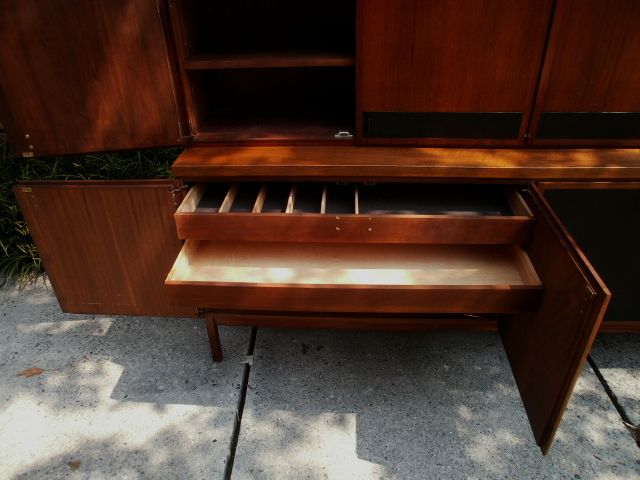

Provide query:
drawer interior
left=165, top=240, right=542, bottom=313
left=175, top=182, right=534, bottom=244
left=183, top=182, right=531, bottom=217
left=168, top=241, right=540, bottom=287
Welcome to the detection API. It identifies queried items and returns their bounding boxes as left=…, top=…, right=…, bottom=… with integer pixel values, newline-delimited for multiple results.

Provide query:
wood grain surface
left=357, top=0, right=554, bottom=145
left=172, top=146, right=640, bottom=181
left=531, top=0, right=640, bottom=145
left=0, top=0, right=182, bottom=156
left=500, top=185, right=610, bottom=454
left=14, top=181, right=194, bottom=317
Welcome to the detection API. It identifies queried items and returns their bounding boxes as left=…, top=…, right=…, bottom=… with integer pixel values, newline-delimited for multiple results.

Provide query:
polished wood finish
left=174, top=183, right=533, bottom=245
left=166, top=241, right=542, bottom=314
left=175, top=212, right=533, bottom=245
left=184, top=52, right=355, bottom=70
left=0, top=0, right=182, bottom=156
left=204, top=312, right=223, bottom=362
left=216, top=313, right=499, bottom=331
left=172, top=147, right=640, bottom=181
left=599, top=321, right=640, bottom=333
left=530, top=0, right=640, bottom=146
left=357, top=0, right=554, bottom=145
left=14, top=181, right=194, bottom=317
left=500, top=186, right=610, bottom=454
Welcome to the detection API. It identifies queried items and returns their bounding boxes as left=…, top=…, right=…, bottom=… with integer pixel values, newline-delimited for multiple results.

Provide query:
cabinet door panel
left=531, top=0, right=640, bottom=145
left=0, top=0, right=182, bottom=157
left=14, top=181, right=194, bottom=317
left=500, top=186, right=610, bottom=454
left=357, top=0, right=554, bottom=145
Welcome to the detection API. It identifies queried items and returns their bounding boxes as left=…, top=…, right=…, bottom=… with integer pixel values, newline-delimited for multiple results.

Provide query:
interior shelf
left=177, top=0, right=355, bottom=60
left=184, top=52, right=355, bottom=70
left=189, top=68, right=354, bottom=142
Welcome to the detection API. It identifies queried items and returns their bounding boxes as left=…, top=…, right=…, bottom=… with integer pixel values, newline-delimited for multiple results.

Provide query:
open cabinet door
left=14, top=181, right=194, bottom=318
left=500, top=185, right=610, bottom=454
left=0, top=0, right=183, bottom=157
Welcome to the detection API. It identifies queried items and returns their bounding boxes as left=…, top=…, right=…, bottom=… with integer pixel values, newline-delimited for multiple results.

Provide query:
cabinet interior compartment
left=325, top=183, right=356, bottom=214
left=189, top=67, right=355, bottom=142
left=165, top=241, right=543, bottom=313
left=177, top=0, right=355, bottom=62
left=357, top=183, right=520, bottom=216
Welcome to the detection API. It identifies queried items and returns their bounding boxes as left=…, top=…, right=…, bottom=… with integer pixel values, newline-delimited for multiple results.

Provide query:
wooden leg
left=203, top=312, right=223, bottom=362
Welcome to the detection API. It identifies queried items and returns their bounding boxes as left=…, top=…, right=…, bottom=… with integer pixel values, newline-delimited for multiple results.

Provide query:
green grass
left=0, top=131, right=181, bottom=286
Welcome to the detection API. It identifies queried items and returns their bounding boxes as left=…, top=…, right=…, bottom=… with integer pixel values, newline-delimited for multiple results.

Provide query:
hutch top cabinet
left=2, top=0, right=640, bottom=152
left=2, top=0, right=640, bottom=454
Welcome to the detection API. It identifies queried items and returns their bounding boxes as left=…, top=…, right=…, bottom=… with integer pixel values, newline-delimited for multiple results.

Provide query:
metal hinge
left=334, top=130, right=353, bottom=139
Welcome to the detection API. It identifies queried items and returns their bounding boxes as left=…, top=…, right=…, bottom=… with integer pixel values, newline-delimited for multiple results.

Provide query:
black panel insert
left=545, top=189, right=640, bottom=322
left=536, top=112, right=640, bottom=139
left=363, top=112, right=522, bottom=139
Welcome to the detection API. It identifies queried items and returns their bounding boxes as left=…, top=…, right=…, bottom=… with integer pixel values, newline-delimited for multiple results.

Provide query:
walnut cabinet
left=3, top=0, right=640, bottom=454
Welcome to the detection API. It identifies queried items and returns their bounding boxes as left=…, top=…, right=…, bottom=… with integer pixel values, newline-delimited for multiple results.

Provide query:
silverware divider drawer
left=175, top=182, right=534, bottom=244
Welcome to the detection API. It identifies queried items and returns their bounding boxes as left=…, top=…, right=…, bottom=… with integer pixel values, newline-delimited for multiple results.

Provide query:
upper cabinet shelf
left=184, top=52, right=355, bottom=70
left=173, top=0, right=355, bottom=62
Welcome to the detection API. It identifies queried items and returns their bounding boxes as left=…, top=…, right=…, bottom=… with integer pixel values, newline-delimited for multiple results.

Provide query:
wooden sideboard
left=2, top=1, right=640, bottom=453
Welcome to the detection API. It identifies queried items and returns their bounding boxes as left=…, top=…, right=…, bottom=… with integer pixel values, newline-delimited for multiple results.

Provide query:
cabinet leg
left=203, top=312, right=223, bottom=362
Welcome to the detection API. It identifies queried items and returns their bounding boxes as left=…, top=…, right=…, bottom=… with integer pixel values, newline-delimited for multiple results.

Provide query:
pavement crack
left=224, top=327, right=257, bottom=479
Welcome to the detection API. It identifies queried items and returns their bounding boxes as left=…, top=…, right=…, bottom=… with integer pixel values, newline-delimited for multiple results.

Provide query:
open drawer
left=174, top=182, right=533, bottom=244
left=165, top=183, right=611, bottom=454
left=165, top=241, right=542, bottom=313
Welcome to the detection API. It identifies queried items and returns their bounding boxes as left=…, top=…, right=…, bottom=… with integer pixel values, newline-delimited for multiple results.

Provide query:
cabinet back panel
left=545, top=189, right=640, bottom=322
left=181, top=0, right=355, bottom=56
left=358, top=184, right=513, bottom=216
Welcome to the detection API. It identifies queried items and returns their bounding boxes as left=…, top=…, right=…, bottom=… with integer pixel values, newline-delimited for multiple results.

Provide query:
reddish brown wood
left=500, top=186, right=610, bottom=454
left=599, top=321, right=640, bottom=333
left=357, top=0, right=554, bottom=145
left=184, top=52, right=355, bottom=70
left=195, top=118, right=353, bottom=144
left=204, top=312, right=223, bottom=362
left=0, top=0, right=183, bottom=156
left=175, top=212, right=532, bottom=245
left=14, top=181, right=194, bottom=317
left=216, top=313, right=498, bottom=331
left=166, top=241, right=542, bottom=314
left=530, top=0, right=640, bottom=145
left=172, top=147, right=640, bottom=181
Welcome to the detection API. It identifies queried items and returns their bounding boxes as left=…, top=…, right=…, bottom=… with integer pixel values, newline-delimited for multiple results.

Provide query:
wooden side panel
left=499, top=186, right=610, bottom=454
left=14, top=181, right=194, bottom=317
left=530, top=0, right=640, bottom=145
left=357, top=0, right=554, bottom=145
left=0, top=0, right=182, bottom=156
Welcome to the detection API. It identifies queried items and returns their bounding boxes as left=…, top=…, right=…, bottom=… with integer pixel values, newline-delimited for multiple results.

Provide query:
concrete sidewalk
left=0, top=283, right=638, bottom=479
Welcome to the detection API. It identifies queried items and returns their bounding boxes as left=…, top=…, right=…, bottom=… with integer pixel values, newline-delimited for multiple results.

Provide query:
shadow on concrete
left=0, top=284, right=250, bottom=479
left=231, top=329, right=640, bottom=480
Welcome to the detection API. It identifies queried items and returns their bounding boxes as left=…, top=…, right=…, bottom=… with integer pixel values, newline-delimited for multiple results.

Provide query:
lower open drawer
left=165, top=241, right=542, bottom=313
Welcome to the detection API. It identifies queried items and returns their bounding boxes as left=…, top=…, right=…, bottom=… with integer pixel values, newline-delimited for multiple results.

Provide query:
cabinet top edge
left=172, top=147, right=640, bottom=182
